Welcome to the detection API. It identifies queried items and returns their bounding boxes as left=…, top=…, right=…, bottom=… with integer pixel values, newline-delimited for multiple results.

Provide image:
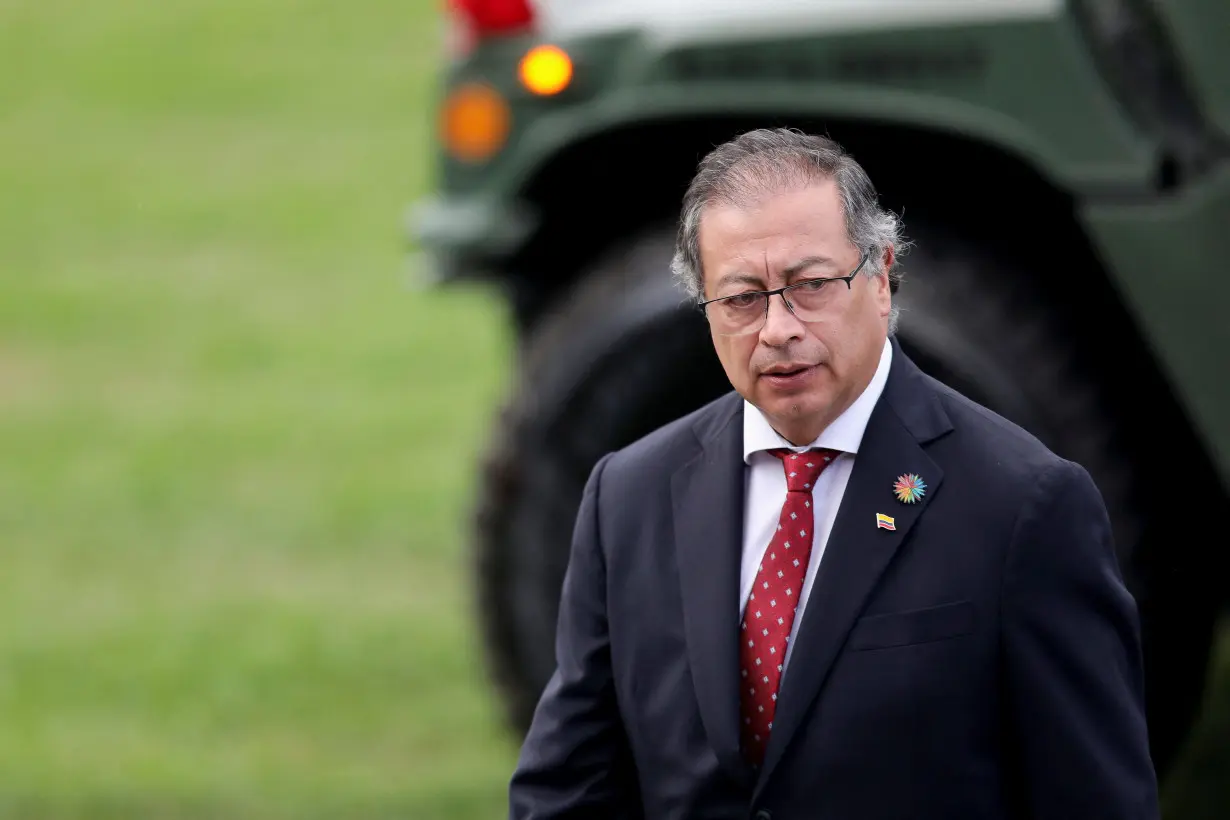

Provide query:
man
left=508, top=128, right=1158, bottom=819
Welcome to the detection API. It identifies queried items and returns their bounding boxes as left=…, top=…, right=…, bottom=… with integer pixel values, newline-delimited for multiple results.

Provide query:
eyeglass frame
left=696, top=251, right=871, bottom=335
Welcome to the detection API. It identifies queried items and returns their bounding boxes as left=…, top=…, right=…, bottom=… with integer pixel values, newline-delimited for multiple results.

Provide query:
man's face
left=698, top=180, right=893, bottom=445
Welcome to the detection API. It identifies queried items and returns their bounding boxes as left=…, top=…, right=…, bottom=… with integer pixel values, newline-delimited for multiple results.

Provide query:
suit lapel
left=754, top=344, right=951, bottom=793
left=671, top=395, right=753, bottom=787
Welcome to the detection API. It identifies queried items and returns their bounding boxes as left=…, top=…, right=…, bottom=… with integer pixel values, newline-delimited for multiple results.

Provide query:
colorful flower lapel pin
left=893, top=473, right=927, bottom=504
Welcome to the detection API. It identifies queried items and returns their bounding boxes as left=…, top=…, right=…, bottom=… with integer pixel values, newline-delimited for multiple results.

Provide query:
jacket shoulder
left=600, top=391, right=740, bottom=485
left=923, top=374, right=1071, bottom=481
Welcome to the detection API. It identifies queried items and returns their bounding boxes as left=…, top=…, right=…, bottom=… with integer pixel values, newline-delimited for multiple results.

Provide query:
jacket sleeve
left=1001, top=458, right=1160, bottom=819
left=508, top=453, right=640, bottom=819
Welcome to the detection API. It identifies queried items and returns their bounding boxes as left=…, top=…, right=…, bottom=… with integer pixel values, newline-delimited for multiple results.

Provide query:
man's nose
left=759, top=292, right=805, bottom=345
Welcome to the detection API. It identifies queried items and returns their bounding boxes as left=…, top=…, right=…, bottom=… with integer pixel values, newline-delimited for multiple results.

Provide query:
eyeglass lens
left=705, top=280, right=847, bottom=336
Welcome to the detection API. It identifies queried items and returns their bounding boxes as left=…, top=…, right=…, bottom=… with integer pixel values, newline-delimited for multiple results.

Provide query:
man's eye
left=795, top=279, right=828, bottom=292
left=724, top=294, right=761, bottom=309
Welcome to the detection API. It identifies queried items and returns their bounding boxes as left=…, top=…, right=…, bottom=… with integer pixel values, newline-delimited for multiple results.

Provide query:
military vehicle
left=411, top=0, right=1230, bottom=783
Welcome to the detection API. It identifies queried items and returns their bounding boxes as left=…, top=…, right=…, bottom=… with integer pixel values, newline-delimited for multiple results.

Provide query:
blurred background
left=2, top=0, right=516, bottom=816
left=2, top=0, right=1227, bottom=817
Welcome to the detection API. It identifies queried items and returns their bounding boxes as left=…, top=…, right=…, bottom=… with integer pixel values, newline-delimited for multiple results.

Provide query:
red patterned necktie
left=739, top=447, right=840, bottom=768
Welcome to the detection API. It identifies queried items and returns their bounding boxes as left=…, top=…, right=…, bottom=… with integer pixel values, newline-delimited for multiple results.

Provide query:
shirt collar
left=742, top=337, right=893, bottom=463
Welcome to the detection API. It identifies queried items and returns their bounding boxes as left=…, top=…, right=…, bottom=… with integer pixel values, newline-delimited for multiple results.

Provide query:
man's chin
left=756, top=391, right=832, bottom=433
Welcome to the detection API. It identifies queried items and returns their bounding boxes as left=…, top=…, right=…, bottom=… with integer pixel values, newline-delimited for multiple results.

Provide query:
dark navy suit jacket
left=509, top=340, right=1159, bottom=820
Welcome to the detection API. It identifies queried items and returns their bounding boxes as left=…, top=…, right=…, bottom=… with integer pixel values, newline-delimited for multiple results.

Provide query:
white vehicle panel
left=534, top=0, right=1063, bottom=44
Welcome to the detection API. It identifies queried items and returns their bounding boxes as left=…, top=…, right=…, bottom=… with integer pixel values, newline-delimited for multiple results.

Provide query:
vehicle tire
left=471, top=224, right=1218, bottom=780
left=471, top=230, right=732, bottom=737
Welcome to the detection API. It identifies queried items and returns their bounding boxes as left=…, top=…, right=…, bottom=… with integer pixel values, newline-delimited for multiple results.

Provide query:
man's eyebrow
left=715, top=271, right=766, bottom=290
left=781, top=256, right=835, bottom=277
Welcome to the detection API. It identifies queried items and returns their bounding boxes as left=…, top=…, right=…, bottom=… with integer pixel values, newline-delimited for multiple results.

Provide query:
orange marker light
left=441, top=82, right=511, bottom=163
left=519, top=44, right=573, bottom=96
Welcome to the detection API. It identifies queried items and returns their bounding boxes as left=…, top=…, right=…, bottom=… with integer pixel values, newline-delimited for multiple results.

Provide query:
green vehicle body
left=416, top=0, right=1229, bottom=479
left=411, top=0, right=1229, bottom=788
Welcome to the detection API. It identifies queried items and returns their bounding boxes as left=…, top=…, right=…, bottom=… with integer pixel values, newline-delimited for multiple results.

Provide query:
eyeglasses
left=698, top=253, right=870, bottom=337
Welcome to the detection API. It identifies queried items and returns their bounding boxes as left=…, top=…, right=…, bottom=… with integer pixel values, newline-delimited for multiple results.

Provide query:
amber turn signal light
left=441, top=82, right=511, bottom=163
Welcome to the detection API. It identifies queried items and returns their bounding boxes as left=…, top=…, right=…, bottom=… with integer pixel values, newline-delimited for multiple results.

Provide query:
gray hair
left=670, top=128, right=907, bottom=332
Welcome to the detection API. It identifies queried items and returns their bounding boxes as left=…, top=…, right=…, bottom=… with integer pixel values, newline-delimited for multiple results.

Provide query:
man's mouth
left=761, top=364, right=815, bottom=378
left=759, top=364, right=819, bottom=388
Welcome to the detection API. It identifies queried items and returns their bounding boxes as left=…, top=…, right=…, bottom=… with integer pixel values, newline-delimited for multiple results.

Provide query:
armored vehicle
left=411, top=0, right=1230, bottom=782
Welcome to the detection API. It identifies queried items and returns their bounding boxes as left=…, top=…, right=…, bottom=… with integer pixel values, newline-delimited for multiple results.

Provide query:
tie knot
left=769, top=448, right=840, bottom=493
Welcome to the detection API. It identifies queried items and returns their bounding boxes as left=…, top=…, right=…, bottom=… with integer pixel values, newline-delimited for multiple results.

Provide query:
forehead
left=698, top=180, right=850, bottom=281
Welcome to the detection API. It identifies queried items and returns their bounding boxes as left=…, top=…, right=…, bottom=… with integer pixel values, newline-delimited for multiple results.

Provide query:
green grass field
left=1, top=0, right=521, bottom=815
left=2, top=1, right=1229, bottom=817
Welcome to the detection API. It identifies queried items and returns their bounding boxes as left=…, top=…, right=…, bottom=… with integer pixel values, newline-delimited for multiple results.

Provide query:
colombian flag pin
left=876, top=513, right=896, bottom=531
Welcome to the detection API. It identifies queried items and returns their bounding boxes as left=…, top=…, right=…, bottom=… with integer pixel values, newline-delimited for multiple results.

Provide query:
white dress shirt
left=740, top=338, right=893, bottom=672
